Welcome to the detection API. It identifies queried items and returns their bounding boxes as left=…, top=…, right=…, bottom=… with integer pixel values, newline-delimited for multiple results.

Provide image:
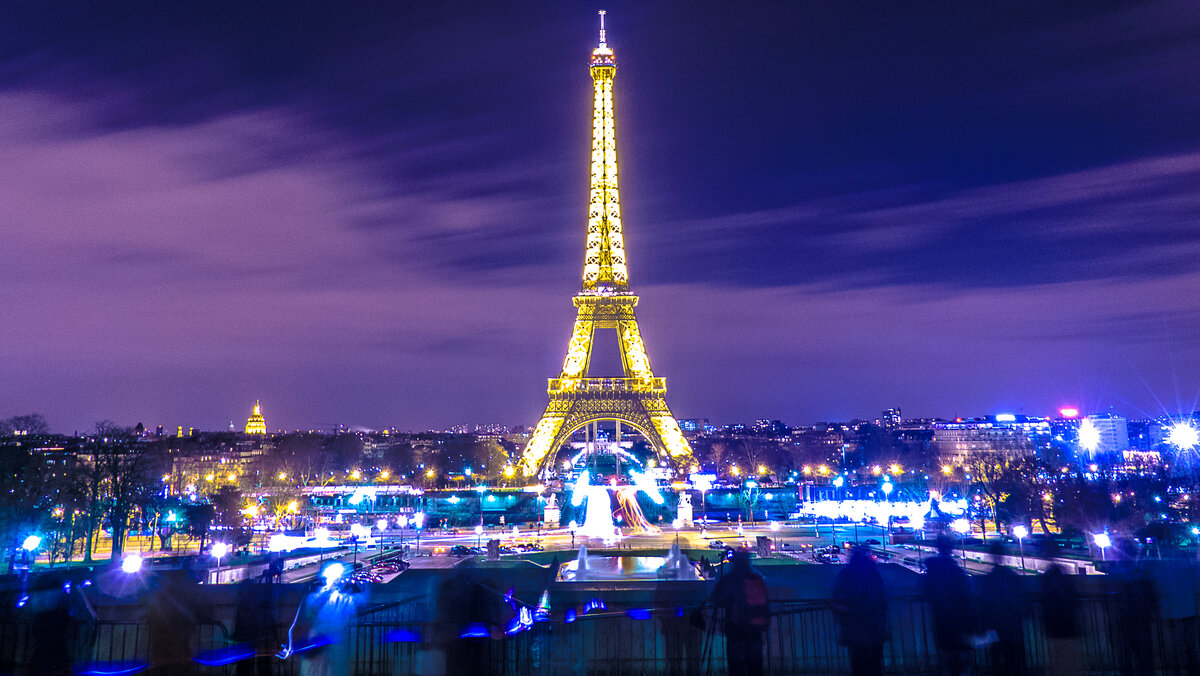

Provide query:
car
left=707, top=540, right=726, bottom=549
left=864, top=538, right=881, bottom=545
left=449, top=545, right=474, bottom=556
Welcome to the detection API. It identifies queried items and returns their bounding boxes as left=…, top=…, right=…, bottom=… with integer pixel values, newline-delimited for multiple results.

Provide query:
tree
left=0, top=413, right=49, bottom=436
left=89, top=421, right=164, bottom=560
left=183, top=503, right=216, bottom=553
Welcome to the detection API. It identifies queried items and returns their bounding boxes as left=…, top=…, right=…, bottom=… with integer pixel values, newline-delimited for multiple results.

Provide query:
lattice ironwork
left=519, top=16, right=695, bottom=477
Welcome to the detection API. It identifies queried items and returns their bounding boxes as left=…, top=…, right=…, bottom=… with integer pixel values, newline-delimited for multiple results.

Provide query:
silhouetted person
left=655, top=581, right=704, bottom=676
left=833, top=547, right=888, bottom=676
left=711, top=549, right=770, bottom=676
left=28, top=573, right=74, bottom=676
left=146, top=570, right=199, bottom=676
left=979, top=541, right=1027, bottom=675
left=1041, top=541, right=1082, bottom=676
left=922, top=535, right=973, bottom=676
left=1110, top=538, right=1155, bottom=676
left=233, top=577, right=278, bottom=676
left=1154, top=555, right=1200, bottom=675
left=432, top=564, right=499, bottom=676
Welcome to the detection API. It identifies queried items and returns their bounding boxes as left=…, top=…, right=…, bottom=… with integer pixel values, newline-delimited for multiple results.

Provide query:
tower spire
left=517, top=18, right=696, bottom=478
left=584, top=10, right=625, bottom=291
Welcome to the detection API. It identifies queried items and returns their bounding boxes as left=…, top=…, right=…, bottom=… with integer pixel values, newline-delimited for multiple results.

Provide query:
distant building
left=933, top=415, right=1043, bottom=466
left=882, top=408, right=902, bottom=429
left=677, top=418, right=708, bottom=433
left=245, top=401, right=267, bottom=435
left=1079, top=414, right=1128, bottom=456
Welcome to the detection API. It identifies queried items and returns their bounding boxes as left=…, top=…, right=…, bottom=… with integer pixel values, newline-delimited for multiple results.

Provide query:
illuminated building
left=1080, top=414, right=1129, bottom=456
left=933, top=415, right=1044, bottom=466
left=882, top=408, right=902, bottom=429
left=245, top=401, right=267, bottom=435
left=518, top=13, right=696, bottom=477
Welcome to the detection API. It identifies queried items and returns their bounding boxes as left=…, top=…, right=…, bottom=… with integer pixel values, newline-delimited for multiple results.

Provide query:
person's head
left=988, top=540, right=1005, bottom=563
left=730, top=548, right=752, bottom=571
left=849, top=546, right=873, bottom=567
left=936, top=533, right=954, bottom=557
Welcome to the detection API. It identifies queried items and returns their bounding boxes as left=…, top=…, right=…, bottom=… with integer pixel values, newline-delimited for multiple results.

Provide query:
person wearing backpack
left=711, top=549, right=771, bottom=676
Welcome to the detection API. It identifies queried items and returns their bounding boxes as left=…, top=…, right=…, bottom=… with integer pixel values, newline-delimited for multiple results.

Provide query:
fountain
left=657, top=543, right=699, bottom=580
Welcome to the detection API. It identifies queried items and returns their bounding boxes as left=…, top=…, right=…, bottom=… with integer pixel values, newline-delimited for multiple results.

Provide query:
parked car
left=864, top=538, right=881, bottom=545
left=449, top=545, right=474, bottom=556
left=707, top=540, right=726, bottom=549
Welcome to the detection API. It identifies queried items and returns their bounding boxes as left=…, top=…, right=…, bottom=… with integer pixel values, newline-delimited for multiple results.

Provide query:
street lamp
left=672, top=518, right=682, bottom=546
left=881, top=481, right=894, bottom=553
left=212, top=542, right=229, bottom=579
left=475, top=524, right=483, bottom=549
left=414, top=512, right=425, bottom=555
left=377, top=519, right=388, bottom=551
left=1094, top=532, right=1112, bottom=562
left=569, top=520, right=578, bottom=549
left=1013, top=525, right=1028, bottom=573
left=953, top=518, right=970, bottom=561
left=770, top=521, right=780, bottom=551
left=21, top=535, right=41, bottom=552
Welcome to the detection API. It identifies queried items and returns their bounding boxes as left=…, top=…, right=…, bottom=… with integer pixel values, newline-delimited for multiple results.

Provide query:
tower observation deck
left=517, top=12, right=697, bottom=477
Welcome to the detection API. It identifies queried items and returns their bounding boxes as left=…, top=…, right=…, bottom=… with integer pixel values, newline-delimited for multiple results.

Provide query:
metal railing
left=1, top=593, right=1194, bottom=675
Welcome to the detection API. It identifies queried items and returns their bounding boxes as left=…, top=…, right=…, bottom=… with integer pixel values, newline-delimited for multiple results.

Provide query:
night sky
left=3, top=2, right=1199, bottom=433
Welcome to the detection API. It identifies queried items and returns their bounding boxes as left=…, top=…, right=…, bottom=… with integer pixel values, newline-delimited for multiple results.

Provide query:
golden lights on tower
left=245, top=400, right=267, bottom=435
left=517, top=12, right=696, bottom=477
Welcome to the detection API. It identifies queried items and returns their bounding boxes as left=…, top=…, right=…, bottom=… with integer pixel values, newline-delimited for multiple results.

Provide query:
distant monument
left=244, top=400, right=267, bottom=435
left=677, top=492, right=694, bottom=527
left=543, top=493, right=561, bottom=527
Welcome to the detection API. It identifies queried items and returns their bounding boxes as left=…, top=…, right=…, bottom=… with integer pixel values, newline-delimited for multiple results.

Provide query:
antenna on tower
left=598, top=10, right=607, bottom=46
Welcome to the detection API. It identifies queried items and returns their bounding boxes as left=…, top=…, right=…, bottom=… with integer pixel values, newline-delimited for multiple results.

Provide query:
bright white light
left=995, top=413, right=1016, bottom=422
left=770, top=521, right=780, bottom=532
left=629, top=470, right=665, bottom=505
left=1079, top=418, right=1101, bottom=454
left=321, top=562, right=345, bottom=587
left=672, top=518, right=682, bottom=530
left=377, top=519, right=388, bottom=531
left=121, top=554, right=143, bottom=574
left=474, top=524, right=483, bottom=535
left=571, top=470, right=591, bottom=507
left=211, top=542, right=229, bottom=559
left=1168, top=422, right=1200, bottom=451
left=833, top=476, right=844, bottom=488
left=414, top=512, right=426, bottom=528
left=21, top=535, right=41, bottom=551
left=1093, top=532, right=1111, bottom=549
left=568, top=520, right=578, bottom=532
left=881, top=482, right=894, bottom=496
left=952, top=519, right=970, bottom=535
left=1013, top=525, right=1028, bottom=540
left=690, top=473, right=715, bottom=492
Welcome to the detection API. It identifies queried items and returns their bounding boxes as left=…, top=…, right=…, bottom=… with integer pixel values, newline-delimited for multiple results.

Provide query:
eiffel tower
left=518, top=12, right=696, bottom=478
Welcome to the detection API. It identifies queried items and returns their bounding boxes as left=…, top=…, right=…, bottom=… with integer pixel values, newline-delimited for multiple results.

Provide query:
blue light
left=193, top=646, right=256, bottom=667
left=626, top=608, right=652, bottom=620
left=460, top=623, right=490, bottom=639
left=584, top=597, right=607, bottom=614
left=564, top=608, right=577, bottom=624
left=384, top=629, right=423, bottom=643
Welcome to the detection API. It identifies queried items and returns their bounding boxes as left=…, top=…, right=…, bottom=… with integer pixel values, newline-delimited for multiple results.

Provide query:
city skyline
left=3, top=2, right=1199, bottom=432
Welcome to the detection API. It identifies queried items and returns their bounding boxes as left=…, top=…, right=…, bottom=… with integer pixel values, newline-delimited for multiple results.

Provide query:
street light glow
left=1079, top=418, right=1101, bottom=453
left=1093, top=532, right=1112, bottom=549
left=121, top=554, right=143, bottom=574
left=211, top=542, right=229, bottom=559
left=1168, top=422, right=1200, bottom=450
left=1013, top=525, right=1028, bottom=540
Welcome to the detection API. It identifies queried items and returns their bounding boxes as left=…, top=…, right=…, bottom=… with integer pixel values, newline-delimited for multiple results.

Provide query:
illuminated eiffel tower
left=518, top=12, right=696, bottom=478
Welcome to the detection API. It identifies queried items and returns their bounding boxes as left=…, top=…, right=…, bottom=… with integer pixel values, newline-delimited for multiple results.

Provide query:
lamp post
left=1094, top=532, right=1112, bottom=562
left=569, top=520, right=578, bottom=549
left=953, top=519, right=970, bottom=561
left=770, top=521, right=780, bottom=551
left=672, top=518, right=682, bottom=546
left=377, top=519, right=388, bottom=552
left=212, top=542, right=228, bottom=580
left=414, top=512, right=425, bottom=555
left=1013, top=525, right=1028, bottom=573
left=881, top=481, right=893, bottom=554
